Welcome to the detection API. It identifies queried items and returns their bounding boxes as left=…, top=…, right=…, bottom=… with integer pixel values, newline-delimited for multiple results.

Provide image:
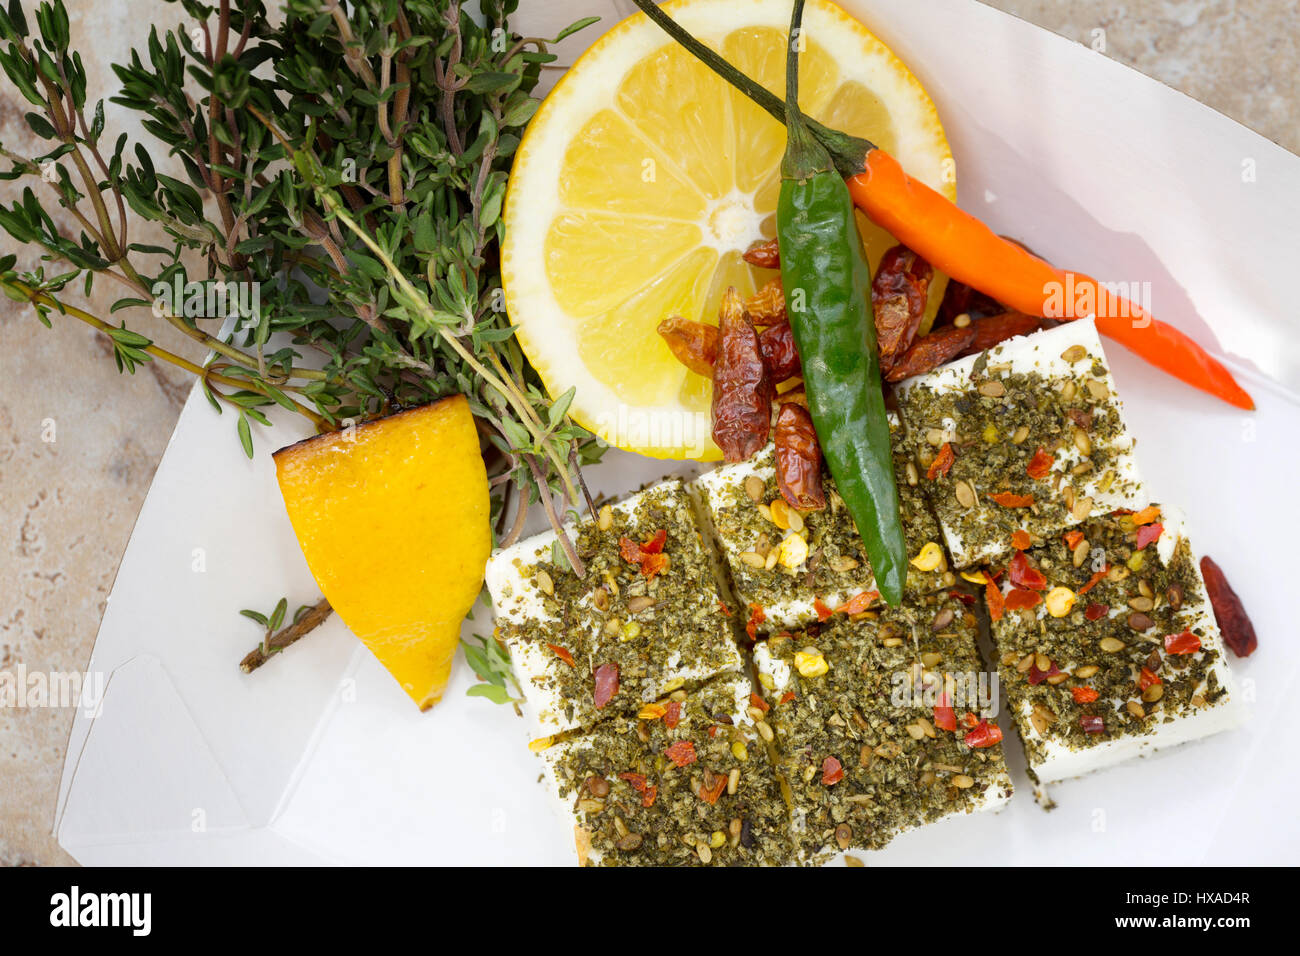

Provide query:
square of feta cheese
left=895, top=318, right=1147, bottom=569
left=537, top=674, right=793, bottom=866
left=753, top=592, right=1013, bottom=864
left=485, top=479, right=743, bottom=737
left=986, top=504, right=1243, bottom=784
left=692, top=416, right=949, bottom=633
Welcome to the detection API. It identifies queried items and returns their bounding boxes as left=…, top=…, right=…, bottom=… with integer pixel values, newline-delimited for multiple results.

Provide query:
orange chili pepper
left=988, top=492, right=1035, bottom=508
left=1010, top=529, right=1032, bottom=550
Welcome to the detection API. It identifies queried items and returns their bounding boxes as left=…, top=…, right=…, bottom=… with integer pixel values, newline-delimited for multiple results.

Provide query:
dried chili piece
left=657, top=315, right=719, bottom=376
left=743, top=237, right=780, bottom=269
left=1025, top=447, right=1054, bottom=479
left=640, top=529, right=667, bottom=554
left=664, top=740, right=697, bottom=767
left=933, top=694, right=957, bottom=732
left=759, top=321, right=801, bottom=382
left=1078, top=566, right=1108, bottom=595
left=964, top=721, right=1003, bottom=748
left=872, top=244, right=932, bottom=373
left=1008, top=551, right=1047, bottom=590
left=1135, top=523, right=1163, bottom=550
left=988, top=491, right=1034, bottom=508
left=698, top=771, right=728, bottom=805
left=779, top=691, right=796, bottom=706
left=813, top=599, right=833, bottom=622
left=984, top=578, right=1005, bottom=621
left=835, top=590, right=878, bottom=615
left=1010, top=529, right=1032, bottom=550
left=750, top=692, right=770, bottom=714
left=937, top=277, right=1004, bottom=325
left=1004, top=589, right=1042, bottom=611
left=1084, top=602, right=1109, bottom=621
left=593, top=663, right=619, bottom=709
left=711, top=286, right=773, bottom=462
left=1164, top=630, right=1202, bottom=655
left=745, top=603, right=766, bottom=640
left=547, top=643, right=575, bottom=668
left=1138, top=667, right=1162, bottom=691
left=1063, top=530, right=1085, bottom=549
left=1072, top=686, right=1099, bottom=704
left=821, top=755, right=844, bottom=785
left=961, top=309, right=1043, bottom=355
left=926, top=441, right=955, bottom=480
left=642, top=785, right=658, bottom=808
left=663, top=700, right=682, bottom=729
left=1028, top=659, right=1062, bottom=686
left=1199, top=556, right=1257, bottom=657
left=774, top=402, right=827, bottom=511
left=884, top=323, right=977, bottom=382
left=619, top=772, right=647, bottom=791
left=746, top=277, right=787, bottom=325
left=1080, top=715, right=1105, bottom=734
left=1130, top=505, right=1161, bottom=526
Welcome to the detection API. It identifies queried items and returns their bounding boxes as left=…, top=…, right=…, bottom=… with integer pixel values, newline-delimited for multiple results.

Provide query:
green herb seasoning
left=896, top=322, right=1145, bottom=569
left=542, top=675, right=793, bottom=866
left=490, top=481, right=742, bottom=733
left=755, top=594, right=1012, bottom=864
left=988, top=507, right=1231, bottom=770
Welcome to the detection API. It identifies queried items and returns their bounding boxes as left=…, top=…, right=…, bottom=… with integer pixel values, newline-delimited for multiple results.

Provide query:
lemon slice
left=502, top=0, right=955, bottom=460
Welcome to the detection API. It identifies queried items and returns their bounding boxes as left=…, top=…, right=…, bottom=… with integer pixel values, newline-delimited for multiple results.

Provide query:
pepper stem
left=781, top=0, right=832, bottom=181
left=626, top=0, right=875, bottom=176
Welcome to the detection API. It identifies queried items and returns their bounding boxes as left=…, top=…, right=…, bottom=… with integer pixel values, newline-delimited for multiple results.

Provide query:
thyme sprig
left=0, top=0, right=602, bottom=578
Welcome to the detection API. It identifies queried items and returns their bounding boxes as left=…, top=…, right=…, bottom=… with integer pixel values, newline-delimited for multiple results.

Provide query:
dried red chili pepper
left=640, top=529, right=667, bottom=554
left=872, top=244, right=932, bottom=373
left=743, top=237, right=780, bottom=269
left=1028, top=659, right=1062, bottom=686
left=1004, top=589, right=1042, bottom=611
left=933, top=694, right=957, bottom=732
left=663, top=700, right=682, bottom=729
left=1025, top=447, right=1054, bottom=479
left=926, top=441, right=955, bottom=480
left=1164, top=630, right=1202, bottom=655
left=961, top=309, right=1043, bottom=355
left=988, top=491, right=1035, bottom=508
left=1138, top=667, right=1162, bottom=691
left=1199, top=556, right=1257, bottom=657
left=1063, top=530, right=1085, bottom=549
left=1008, top=551, right=1047, bottom=590
left=745, top=603, right=766, bottom=640
left=641, top=785, right=657, bottom=807
left=1072, top=686, right=1099, bottom=704
left=711, top=287, right=773, bottom=462
left=657, top=315, right=719, bottom=376
left=884, top=323, right=977, bottom=382
left=619, top=772, right=647, bottom=791
left=964, top=721, right=1003, bottom=748
left=1010, top=529, right=1032, bottom=550
left=1135, top=523, right=1163, bottom=550
left=984, top=578, right=1005, bottom=621
left=698, top=771, right=728, bottom=805
left=618, top=536, right=642, bottom=564
left=835, top=590, right=878, bottom=615
left=759, top=321, right=801, bottom=381
left=1080, top=715, right=1105, bottom=734
left=774, top=402, right=827, bottom=511
left=750, top=693, right=770, bottom=714
left=1078, top=566, right=1108, bottom=595
left=593, top=663, right=619, bottom=709
left=937, top=277, right=1004, bottom=325
left=813, top=599, right=833, bottom=621
left=779, top=691, right=796, bottom=706
left=547, top=643, right=576, bottom=668
left=745, top=277, right=787, bottom=326
left=664, top=740, right=697, bottom=767
left=1084, top=602, right=1109, bottom=621
left=821, top=756, right=845, bottom=785
left=1130, top=505, right=1161, bottom=525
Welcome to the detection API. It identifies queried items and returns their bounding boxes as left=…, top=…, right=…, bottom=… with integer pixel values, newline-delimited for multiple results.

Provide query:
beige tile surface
left=1, top=0, right=1296, bottom=866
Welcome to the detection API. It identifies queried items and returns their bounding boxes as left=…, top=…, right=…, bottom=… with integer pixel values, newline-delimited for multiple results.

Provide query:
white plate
left=54, top=0, right=1300, bottom=865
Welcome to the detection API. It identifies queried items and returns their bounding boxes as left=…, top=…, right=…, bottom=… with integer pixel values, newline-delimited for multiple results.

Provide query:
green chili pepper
left=776, top=0, right=906, bottom=605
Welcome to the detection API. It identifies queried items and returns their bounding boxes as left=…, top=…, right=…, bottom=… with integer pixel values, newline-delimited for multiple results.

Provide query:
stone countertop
left=1, top=0, right=1296, bottom=866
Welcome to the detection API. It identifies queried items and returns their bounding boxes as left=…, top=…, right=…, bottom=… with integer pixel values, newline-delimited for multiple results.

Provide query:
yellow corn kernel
left=709, top=830, right=727, bottom=849
left=731, top=740, right=749, bottom=761
left=982, top=423, right=999, bottom=444
left=659, top=677, right=685, bottom=694
left=757, top=671, right=775, bottom=690
left=960, top=570, right=988, bottom=585
left=1045, top=586, right=1077, bottom=618
left=794, top=649, right=829, bottom=677
left=621, top=620, right=642, bottom=642
left=638, top=702, right=667, bottom=720
left=528, top=736, right=555, bottom=753
left=778, top=532, right=808, bottom=568
left=1127, top=551, right=1146, bottom=572
left=910, top=541, right=945, bottom=572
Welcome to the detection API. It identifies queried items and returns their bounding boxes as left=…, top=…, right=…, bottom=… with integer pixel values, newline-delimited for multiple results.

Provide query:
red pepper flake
left=1008, top=551, right=1047, bottom=590
left=593, top=663, right=619, bottom=708
left=618, top=536, right=642, bottom=564
left=619, top=772, right=647, bottom=791
left=964, top=721, right=1003, bottom=748
left=1025, top=447, right=1054, bottom=479
left=1080, top=715, right=1105, bottom=734
left=745, top=603, right=766, bottom=639
left=985, top=578, right=1005, bottom=622
left=927, top=442, right=955, bottom=480
left=717, top=600, right=733, bottom=617
left=707, top=725, right=720, bottom=738
left=642, top=785, right=658, bottom=807
left=1084, top=602, right=1109, bottom=621
left=813, top=598, right=833, bottom=622
left=988, top=492, right=1035, bottom=508
left=1135, top=522, right=1163, bottom=550
left=663, top=700, right=682, bottom=729
left=547, top=643, right=575, bottom=668
left=1199, top=556, right=1258, bottom=658
left=664, top=740, right=697, bottom=767
left=960, top=712, right=980, bottom=730
left=1063, top=530, right=1085, bottom=550
left=1010, top=529, right=1032, bottom=550
left=949, top=589, right=977, bottom=606
left=1072, top=686, right=1099, bottom=704
left=1138, top=667, right=1162, bottom=691
left=698, top=773, right=728, bottom=805
left=1003, top=589, right=1042, bottom=611
left=1164, top=630, right=1202, bottom=655
left=1078, top=565, right=1109, bottom=595
left=640, top=529, right=667, bottom=554
left=749, top=693, right=770, bottom=714
left=933, top=694, right=957, bottom=732
left=640, top=552, right=669, bottom=581
left=835, top=590, right=879, bottom=615
left=1130, top=505, right=1161, bottom=526
left=1028, top=659, right=1062, bottom=686
left=619, top=529, right=670, bottom=579
left=779, top=691, right=796, bottom=706
left=821, top=756, right=844, bottom=785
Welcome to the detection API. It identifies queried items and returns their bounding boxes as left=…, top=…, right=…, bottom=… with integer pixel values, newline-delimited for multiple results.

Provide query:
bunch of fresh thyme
left=0, top=1, right=603, bottom=585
